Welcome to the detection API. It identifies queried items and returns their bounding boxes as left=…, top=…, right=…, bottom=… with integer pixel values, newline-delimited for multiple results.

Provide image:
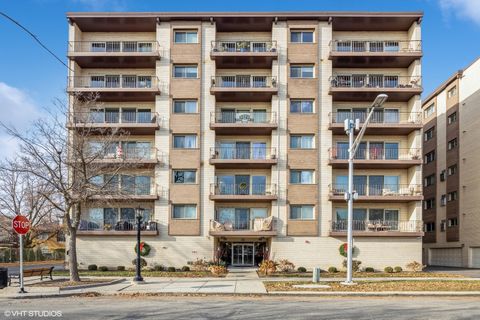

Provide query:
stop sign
left=12, top=215, right=31, bottom=235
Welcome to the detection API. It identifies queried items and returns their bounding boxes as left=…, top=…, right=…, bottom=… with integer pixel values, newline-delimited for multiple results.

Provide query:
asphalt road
left=0, top=296, right=479, bottom=320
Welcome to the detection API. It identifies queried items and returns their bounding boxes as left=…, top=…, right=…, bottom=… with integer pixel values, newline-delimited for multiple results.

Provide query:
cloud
left=439, top=0, right=480, bottom=26
left=72, top=0, right=128, bottom=11
left=0, top=82, right=41, bottom=159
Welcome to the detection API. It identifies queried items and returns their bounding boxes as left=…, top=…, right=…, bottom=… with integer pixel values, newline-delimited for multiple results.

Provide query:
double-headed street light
left=341, top=94, right=388, bottom=285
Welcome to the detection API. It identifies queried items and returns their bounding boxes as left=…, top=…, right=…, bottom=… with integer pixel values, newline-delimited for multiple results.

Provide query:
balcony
left=68, top=110, right=161, bottom=134
left=90, top=146, right=161, bottom=168
left=329, top=111, right=422, bottom=135
left=329, top=75, right=422, bottom=101
left=210, top=111, right=277, bottom=135
left=67, top=41, right=160, bottom=68
left=211, top=40, right=277, bottom=68
left=329, top=40, right=422, bottom=68
left=329, top=184, right=423, bottom=202
left=89, top=183, right=159, bottom=201
left=209, top=183, right=277, bottom=202
left=210, top=147, right=277, bottom=168
left=78, top=219, right=158, bottom=236
left=67, top=75, right=161, bottom=102
left=209, top=217, right=277, bottom=237
left=211, top=76, right=278, bottom=102
left=328, top=147, right=422, bottom=169
left=329, top=220, right=423, bottom=237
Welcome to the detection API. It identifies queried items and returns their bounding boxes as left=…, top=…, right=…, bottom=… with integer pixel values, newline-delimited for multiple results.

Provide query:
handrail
left=68, top=75, right=160, bottom=89
left=330, top=75, right=421, bottom=89
left=329, top=183, right=422, bottom=196
left=210, top=217, right=276, bottom=232
left=69, top=111, right=160, bottom=125
left=211, top=111, right=277, bottom=124
left=329, top=147, right=421, bottom=161
left=78, top=219, right=158, bottom=231
left=211, top=75, right=277, bottom=88
left=330, top=40, right=422, bottom=53
left=211, top=147, right=277, bottom=160
left=68, top=40, right=160, bottom=53
left=329, top=111, right=422, bottom=124
left=210, top=183, right=277, bottom=196
left=330, top=220, right=423, bottom=232
left=211, top=40, right=277, bottom=53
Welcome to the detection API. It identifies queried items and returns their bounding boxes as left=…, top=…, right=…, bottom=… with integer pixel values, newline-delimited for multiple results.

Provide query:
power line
left=0, top=11, right=72, bottom=71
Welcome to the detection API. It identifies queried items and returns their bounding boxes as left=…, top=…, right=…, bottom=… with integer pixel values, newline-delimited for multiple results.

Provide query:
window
left=290, top=100, right=313, bottom=113
left=424, top=222, right=435, bottom=232
left=289, top=205, right=314, bottom=220
left=173, top=135, right=197, bottom=148
left=424, top=151, right=435, bottom=164
left=448, top=164, right=457, bottom=176
left=424, top=174, right=435, bottom=187
left=290, top=30, right=314, bottom=43
left=440, top=220, right=446, bottom=232
left=424, top=104, right=435, bottom=118
left=173, top=65, right=198, bottom=78
left=424, top=127, right=435, bottom=141
left=448, top=191, right=457, bottom=202
left=290, top=65, right=314, bottom=78
left=424, top=198, right=435, bottom=210
left=172, top=205, right=197, bottom=219
left=447, top=86, right=457, bottom=98
left=441, top=194, right=447, bottom=206
left=448, top=138, right=458, bottom=150
left=440, top=170, right=446, bottom=181
left=174, top=30, right=198, bottom=43
left=448, top=218, right=458, bottom=227
left=173, top=170, right=196, bottom=184
left=290, top=135, right=314, bottom=149
left=173, top=100, right=197, bottom=113
left=290, top=170, right=314, bottom=184
left=448, top=112, right=457, bottom=125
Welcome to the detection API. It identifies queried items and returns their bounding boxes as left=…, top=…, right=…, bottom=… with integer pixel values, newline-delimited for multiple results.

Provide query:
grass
left=258, top=271, right=465, bottom=278
left=30, top=278, right=113, bottom=288
left=52, top=270, right=225, bottom=278
left=264, top=280, right=480, bottom=292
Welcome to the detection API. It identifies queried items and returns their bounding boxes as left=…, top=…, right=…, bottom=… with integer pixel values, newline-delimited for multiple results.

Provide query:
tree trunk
left=67, top=227, right=81, bottom=282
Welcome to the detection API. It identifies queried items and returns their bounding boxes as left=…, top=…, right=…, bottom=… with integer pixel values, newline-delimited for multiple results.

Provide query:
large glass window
left=173, top=135, right=197, bottom=148
left=290, top=205, right=314, bottom=220
left=173, top=170, right=196, bottom=184
left=290, top=170, right=314, bottom=184
left=174, top=31, right=198, bottom=43
left=290, top=65, right=314, bottom=78
left=290, top=135, right=314, bottom=149
left=173, top=65, right=198, bottom=78
left=173, top=100, right=197, bottom=113
left=290, top=31, right=314, bottom=43
left=172, top=205, right=197, bottom=219
left=290, top=100, right=313, bottom=113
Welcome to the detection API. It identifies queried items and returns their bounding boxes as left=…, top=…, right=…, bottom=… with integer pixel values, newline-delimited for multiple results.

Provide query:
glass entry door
left=232, top=243, right=255, bottom=266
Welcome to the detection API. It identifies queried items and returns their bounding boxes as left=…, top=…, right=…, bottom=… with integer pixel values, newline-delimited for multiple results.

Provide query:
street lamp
left=341, top=94, right=388, bottom=285
left=133, top=207, right=144, bottom=283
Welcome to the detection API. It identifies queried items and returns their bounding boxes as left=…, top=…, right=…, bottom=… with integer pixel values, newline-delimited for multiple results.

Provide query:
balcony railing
left=331, top=220, right=423, bottom=233
left=97, top=182, right=157, bottom=197
left=329, top=111, right=422, bottom=124
left=330, top=75, right=421, bottom=89
left=329, top=147, right=421, bottom=161
left=68, top=41, right=160, bottom=53
left=211, top=147, right=276, bottom=160
left=69, top=75, right=159, bottom=89
left=211, top=41, right=277, bottom=53
left=78, top=219, right=158, bottom=232
left=210, top=217, right=276, bottom=232
left=329, top=184, right=422, bottom=197
left=70, top=111, right=159, bottom=125
left=211, top=111, right=276, bottom=124
left=210, top=183, right=276, bottom=196
left=88, top=146, right=159, bottom=162
left=330, top=40, right=422, bottom=53
left=211, top=76, right=277, bottom=88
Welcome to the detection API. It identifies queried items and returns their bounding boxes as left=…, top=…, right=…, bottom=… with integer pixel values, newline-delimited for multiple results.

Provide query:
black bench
left=8, top=266, right=54, bottom=286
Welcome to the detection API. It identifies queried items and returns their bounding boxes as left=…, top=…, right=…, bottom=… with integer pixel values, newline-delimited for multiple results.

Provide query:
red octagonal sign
left=12, top=215, right=31, bottom=235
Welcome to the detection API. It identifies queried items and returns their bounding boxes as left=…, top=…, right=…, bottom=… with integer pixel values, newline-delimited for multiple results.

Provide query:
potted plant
left=103, top=224, right=112, bottom=231
left=237, top=41, right=250, bottom=52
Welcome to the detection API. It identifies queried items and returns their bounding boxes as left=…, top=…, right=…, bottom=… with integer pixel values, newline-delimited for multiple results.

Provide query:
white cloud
left=439, top=0, right=480, bottom=26
left=72, top=0, right=128, bottom=11
left=0, top=82, right=41, bottom=159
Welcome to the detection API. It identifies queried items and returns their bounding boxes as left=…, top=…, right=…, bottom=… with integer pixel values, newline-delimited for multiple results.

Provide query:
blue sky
left=0, top=0, right=479, bottom=156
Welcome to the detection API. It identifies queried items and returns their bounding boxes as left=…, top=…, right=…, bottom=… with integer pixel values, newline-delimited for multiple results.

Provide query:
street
left=0, top=296, right=479, bottom=320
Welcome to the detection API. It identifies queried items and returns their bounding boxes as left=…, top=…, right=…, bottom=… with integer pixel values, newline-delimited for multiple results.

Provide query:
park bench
left=8, top=266, right=54, bottom=286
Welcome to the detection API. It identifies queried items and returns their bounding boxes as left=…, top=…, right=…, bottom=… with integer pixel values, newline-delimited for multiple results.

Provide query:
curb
left=268, top=291, right=480, bottom=297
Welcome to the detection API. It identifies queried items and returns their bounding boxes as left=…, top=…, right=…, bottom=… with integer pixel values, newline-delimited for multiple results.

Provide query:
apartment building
left=66, top=11, right=423, bottom=270
left=422, top=57, right=480, bottom=268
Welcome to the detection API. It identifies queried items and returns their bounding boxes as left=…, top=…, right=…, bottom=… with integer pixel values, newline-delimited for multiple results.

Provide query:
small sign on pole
left=12, top=215, right=30, bottom=294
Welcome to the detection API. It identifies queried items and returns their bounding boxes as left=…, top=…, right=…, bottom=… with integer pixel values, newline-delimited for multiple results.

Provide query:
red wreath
left=339, top=243, right=354, bottom=257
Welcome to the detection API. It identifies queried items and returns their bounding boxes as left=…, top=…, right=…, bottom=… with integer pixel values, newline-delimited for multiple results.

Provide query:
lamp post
left=133, top=207, right=144, bottom=283
left=341, top=94, right=388, bottom=285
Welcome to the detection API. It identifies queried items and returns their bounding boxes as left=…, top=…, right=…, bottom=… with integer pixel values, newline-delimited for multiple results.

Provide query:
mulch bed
left=30, top=278, right=113, bottom=288
left=259, top=271, right=464, bottom=278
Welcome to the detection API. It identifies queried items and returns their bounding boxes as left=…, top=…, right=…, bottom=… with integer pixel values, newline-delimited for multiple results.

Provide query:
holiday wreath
left=134, top=241, right=151, bottom=257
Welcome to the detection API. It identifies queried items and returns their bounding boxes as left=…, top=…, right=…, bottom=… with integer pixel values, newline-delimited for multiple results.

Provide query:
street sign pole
left=19, top=234, right=26, bottom=293
left=12, top=215, right=30, bottom=294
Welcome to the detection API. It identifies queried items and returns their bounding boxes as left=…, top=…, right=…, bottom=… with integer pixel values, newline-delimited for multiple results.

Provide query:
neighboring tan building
left=66, top=11, right=423, bottom=270
left=422, top=57, right=480, bottom=268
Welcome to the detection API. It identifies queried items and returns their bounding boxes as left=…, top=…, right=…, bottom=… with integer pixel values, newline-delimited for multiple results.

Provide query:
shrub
left=342, top=260, right=362, bottom=272
left=384, top=266, right=394, bottom=273
left=153, top=264, right=165, bottom=272
left=181, top=266, right=190, bottom=272
left=276, top=259, right=296, bottom=273
left=167, top=267, right=176, bottom=272
left=328, top=266, right=338, bottom=273
left=209, top=265, right=227, bottom=275
left=297, top=267, right=307, bottom=273
left=406, top=261, right=425, bottom=272
left=117, top=266, right=125, bottom=271
left=394, top=266, right=403, bottom=273
left=191, top=258, right=209, bottom=272
left=365, top=267, right=375, bottom=273
left=259, top=260, right=277, bottom=275
left=88, top=264, right=98, bottom=271
left=131, top=258, right=147, bottom=268
left=99, top=266, right=108, bottom=272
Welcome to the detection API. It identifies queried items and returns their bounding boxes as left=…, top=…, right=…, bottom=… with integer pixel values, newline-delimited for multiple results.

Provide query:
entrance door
left=232, top=244, right=255, bottom=266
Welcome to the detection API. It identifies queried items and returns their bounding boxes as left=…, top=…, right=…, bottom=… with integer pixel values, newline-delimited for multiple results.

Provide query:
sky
left=0, top=0, right=479, bottom=158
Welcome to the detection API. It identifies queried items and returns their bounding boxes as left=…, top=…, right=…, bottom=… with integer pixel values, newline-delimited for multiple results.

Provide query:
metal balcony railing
left=68, top=41, right=160, bottom=53
left=330, top=75, right=421, bottom=89
left=88, top=146, right=159, bottom=162
left=78, top=219, right=158, bottom=232
left=329, top=184, right=422, bottom=197
left=211, top=40, right=277, bottom=53
left=69, top=111, right=160, bottom=125
left=330, top=40, right=422, bottom=53
left=210, top=183, right=277, bottom=196
left=329, top=111, right=422, bottom=124
left=98, top=182, right=158, bottom=197
left=330, top=220, right=423, bottom=232
left=210, top=217, right=276, bottom=232
left=329, top=147, right=421, bottom=161
left=211, top=76, right=277, bottom=88
left=211, top=111, right=277, bottom=124
left=211, top=147, right=277, bottom=160
left=68, top=75, right=159, bottom=89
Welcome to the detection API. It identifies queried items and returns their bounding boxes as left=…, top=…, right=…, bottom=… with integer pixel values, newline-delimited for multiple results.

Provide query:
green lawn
left=53, top=270, right=224, bottom=278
